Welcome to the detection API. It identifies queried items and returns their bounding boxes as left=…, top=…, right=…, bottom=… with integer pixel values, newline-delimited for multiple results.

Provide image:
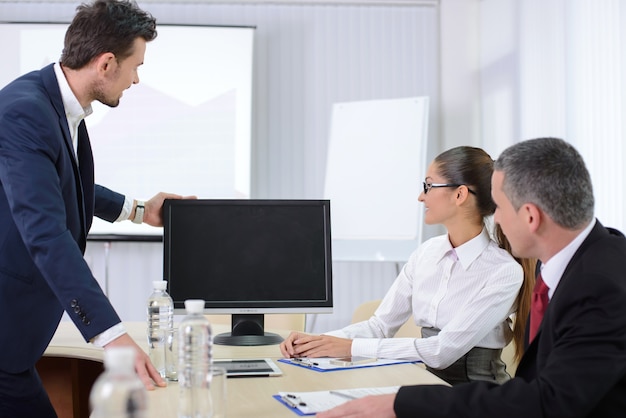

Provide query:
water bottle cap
left=184, top=299, right=205, bottom=313
left=104, top=347, right=135, bottom=371
left=152, top=281, right=168, bottom=290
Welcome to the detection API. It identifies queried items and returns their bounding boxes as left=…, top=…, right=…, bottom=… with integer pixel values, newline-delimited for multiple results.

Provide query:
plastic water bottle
left=178, top=299, right=213, bottom=418
left=147, top=280, right=174, bottom=378
left=90, top=347, right=147, bottom=418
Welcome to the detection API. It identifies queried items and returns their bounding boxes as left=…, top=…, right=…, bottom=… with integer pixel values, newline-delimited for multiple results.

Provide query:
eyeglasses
left=422, top=182, right=476, bottom=195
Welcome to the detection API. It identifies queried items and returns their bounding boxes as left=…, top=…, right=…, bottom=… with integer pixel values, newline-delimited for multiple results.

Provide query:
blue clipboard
left=272, top=394, right=313, bottom=416
left=273, top=386, right=401, bottom=415
left=278, top=357, right=419, bottom=372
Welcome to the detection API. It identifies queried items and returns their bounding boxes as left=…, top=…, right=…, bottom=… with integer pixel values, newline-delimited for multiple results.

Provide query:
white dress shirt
left=325, top=228, right=523, bottom=369
left=53, top=63, right=127, bottom=346
left=539, top=218, right=595, bottom=300
left=53, top=63, right=134, bottom=223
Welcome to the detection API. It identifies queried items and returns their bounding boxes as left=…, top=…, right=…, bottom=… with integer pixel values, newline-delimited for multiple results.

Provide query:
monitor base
left=213, top=332, right=283, bottom=346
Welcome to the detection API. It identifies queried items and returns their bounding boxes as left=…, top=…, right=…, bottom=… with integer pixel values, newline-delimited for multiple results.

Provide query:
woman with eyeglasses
left=280, top=146, right=535, bottom=385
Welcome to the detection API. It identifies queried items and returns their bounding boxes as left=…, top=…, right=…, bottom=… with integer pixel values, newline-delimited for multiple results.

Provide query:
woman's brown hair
left=436, top=146, right=536, bottom=362
left=495, top=227, right=536, bottom=362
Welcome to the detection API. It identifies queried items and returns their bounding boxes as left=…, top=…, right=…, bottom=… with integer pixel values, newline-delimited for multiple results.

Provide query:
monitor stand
left=212, top=313, right=284, bottom=346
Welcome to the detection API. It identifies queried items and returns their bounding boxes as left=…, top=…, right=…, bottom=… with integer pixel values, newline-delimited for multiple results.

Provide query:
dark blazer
left=0, top=64, right=125, bottom=373
left=394, top=221, right=626, bottom=417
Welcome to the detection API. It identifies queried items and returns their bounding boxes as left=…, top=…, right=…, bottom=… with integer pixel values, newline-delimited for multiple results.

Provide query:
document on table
left=274, top=386, right=400, bottom=416
left=278, top=357, right=419, bottom=372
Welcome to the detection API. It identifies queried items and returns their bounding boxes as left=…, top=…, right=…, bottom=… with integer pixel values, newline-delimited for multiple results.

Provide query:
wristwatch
left=132, top=200, right=145, bottom=224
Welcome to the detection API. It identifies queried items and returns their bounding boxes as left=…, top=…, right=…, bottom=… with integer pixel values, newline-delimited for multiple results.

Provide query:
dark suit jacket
left=0, top=64, right=125, bottom=373
left=394, top=221, right=626, bottom=417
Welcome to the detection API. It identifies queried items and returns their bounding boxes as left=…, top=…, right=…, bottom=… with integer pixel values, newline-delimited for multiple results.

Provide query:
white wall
left=439, top=0, right=481, bottom=150
left=23, top=0, right=621, bottom=335
left=477, top=0, right=626, bottom=232
left=0, top=0, right=445, bottom=333
left=21, top=0, right=618, bottom=335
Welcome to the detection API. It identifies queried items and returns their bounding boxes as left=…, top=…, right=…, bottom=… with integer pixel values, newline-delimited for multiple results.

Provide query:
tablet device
left=213, top=358, right=283, bottom=377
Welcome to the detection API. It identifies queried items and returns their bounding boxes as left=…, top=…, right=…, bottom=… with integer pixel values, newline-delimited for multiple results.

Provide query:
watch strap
left=132, top=200, right=145, bottom=224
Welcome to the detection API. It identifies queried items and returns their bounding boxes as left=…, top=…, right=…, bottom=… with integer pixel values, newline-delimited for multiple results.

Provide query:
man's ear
left=95, top=52, right=116, bottom=75
left=522, top=203, right=542, bottom=233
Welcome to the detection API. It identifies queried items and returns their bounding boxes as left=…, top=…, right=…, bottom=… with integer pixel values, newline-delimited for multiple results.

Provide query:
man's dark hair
left=60, top=0, right=157, bottom=69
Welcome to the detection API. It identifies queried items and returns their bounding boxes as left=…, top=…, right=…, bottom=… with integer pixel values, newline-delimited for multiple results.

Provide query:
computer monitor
left=163, top=199, right=333, bottom=346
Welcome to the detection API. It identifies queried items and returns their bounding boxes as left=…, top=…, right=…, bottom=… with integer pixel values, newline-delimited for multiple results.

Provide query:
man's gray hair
left=494, top=137, right=594, bottom=229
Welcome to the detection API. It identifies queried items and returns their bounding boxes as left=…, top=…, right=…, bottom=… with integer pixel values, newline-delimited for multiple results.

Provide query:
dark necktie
left=77, top=121, right=95, bottom=247
left=77, top=121, right=94, bottom=196
left=529, top=274, right=549, bottom=342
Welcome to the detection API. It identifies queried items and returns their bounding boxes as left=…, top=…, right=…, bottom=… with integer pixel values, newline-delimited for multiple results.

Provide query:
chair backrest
left=351, top=299, right=421, bottom=338
left=501, top=332, right=518, bottom=375
left=350, top=300, right=382, bottom=324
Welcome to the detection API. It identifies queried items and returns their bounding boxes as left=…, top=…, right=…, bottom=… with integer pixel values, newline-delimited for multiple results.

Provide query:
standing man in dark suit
left=318, top=137, right=626, bottom=418
left=0, top=1, right=191, bottom=416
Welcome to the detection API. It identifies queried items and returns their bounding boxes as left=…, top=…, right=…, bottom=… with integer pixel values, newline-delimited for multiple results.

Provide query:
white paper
left=277, top=386, right=400, bottom=415
left=283, top=357, right=412, bottom=371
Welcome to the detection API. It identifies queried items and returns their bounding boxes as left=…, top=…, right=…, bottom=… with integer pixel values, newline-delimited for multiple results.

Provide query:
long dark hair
left=495, top=228, right=536, bottom=362
left=435, top=146, right=535, bottom=362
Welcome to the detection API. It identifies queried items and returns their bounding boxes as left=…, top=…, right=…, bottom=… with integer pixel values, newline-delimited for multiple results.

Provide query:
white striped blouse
left=325, top=228, right=523, bottom=369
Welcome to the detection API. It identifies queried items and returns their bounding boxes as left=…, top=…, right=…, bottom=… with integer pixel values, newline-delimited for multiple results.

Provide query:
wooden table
left=40, top=321, right=449, bottom=417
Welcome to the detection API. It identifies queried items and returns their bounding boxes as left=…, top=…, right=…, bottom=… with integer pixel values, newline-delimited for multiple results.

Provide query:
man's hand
left=104, top=333, right=166, bottom=390
left=316, top=394, right=396, bottom=418
left=141, top=192, right=197, bottom=227
left=279, top=331, right=352, bottom=358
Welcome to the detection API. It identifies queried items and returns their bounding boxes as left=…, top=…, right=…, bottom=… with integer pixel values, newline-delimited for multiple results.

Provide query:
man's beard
left=94, top=90, right=120, bottom=108
left=91, top=80, right=120, bottom=108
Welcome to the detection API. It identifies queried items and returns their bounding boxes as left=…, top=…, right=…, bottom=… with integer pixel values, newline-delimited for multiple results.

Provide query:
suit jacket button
left=70, top=299, right=78, bottom=308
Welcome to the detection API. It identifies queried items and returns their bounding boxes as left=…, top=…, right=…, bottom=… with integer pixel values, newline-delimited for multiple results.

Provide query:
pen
left=291, top=358, right=319, bottom=367
left=281, top=395, right=298, bottom=408
left=282, top=394, right=307, bottom=408
left=329, top=390, right=357, bottom=400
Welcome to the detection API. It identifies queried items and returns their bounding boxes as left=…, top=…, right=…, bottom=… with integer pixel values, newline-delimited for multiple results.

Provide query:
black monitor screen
left=163, top=199, right=333, bottom=345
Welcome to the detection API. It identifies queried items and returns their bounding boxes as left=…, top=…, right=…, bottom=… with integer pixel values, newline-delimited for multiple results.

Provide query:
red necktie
left=529, top=274, right=549, bottom=342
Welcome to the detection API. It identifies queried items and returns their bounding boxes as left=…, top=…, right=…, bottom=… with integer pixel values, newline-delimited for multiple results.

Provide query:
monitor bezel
left=162, top=199, right=334, bottom=316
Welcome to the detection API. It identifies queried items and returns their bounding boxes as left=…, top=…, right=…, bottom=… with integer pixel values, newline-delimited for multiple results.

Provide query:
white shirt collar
left=437, top=227, right=491, bottom=271
left=540, top=218, right=596, bottom=299
left=53, top=63, right=93, bottom=152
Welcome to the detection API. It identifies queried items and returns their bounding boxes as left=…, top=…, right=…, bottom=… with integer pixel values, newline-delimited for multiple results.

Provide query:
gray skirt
left=421, top=327, right=511, bottom=386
